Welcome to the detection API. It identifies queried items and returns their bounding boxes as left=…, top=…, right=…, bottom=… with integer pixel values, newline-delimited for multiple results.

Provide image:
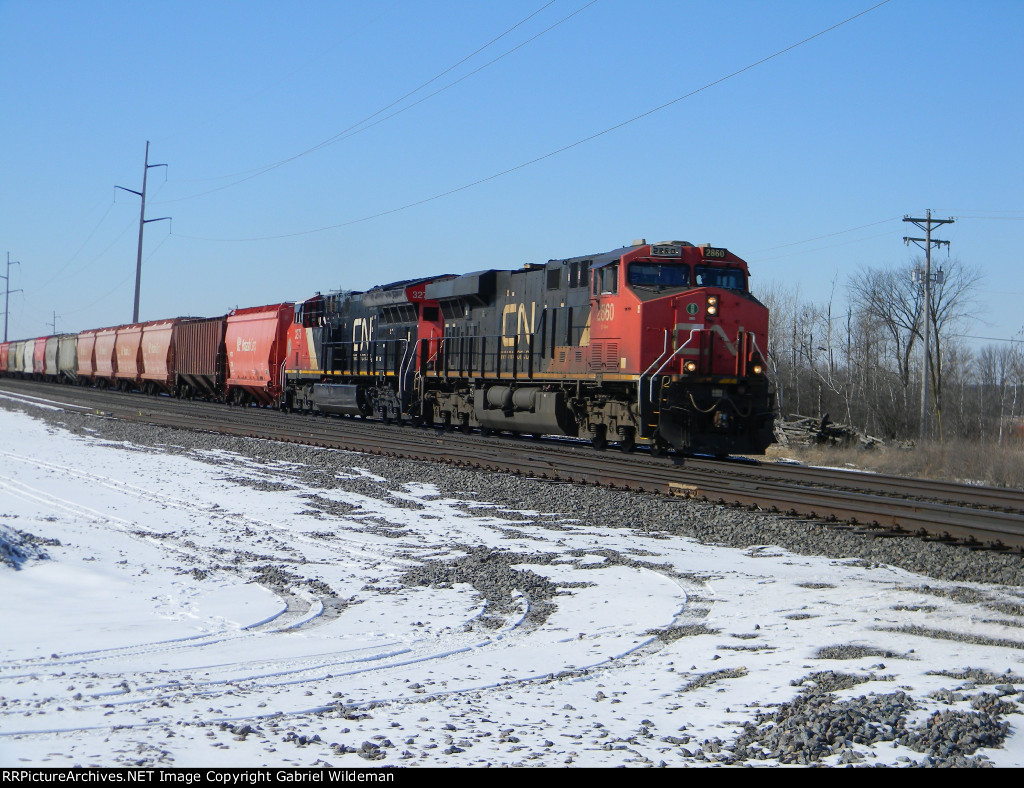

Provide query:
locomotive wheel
left=591, top=425, right=608, bottom=451
left=441, top=412, right=453, bottom=432
left=458, top=414, right=472, bottom=434
left=619, top=427, right=636, bottom=453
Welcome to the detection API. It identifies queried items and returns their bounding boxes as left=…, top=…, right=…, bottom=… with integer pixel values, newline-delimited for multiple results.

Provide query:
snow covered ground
left=1, top=404, right=1023, bottom=767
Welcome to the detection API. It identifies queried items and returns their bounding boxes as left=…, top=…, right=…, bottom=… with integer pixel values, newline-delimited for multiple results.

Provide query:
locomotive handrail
left=424, top=332, right=540, bottom=380
left=639, top=330, right=670, bottom=407
left=397, top=337, right=414, bottom=401
left=649, top=328, right=703, bottom=399
left=322, top=337, right=410, bottom=378
left=749, top=333, right=765, bottom=364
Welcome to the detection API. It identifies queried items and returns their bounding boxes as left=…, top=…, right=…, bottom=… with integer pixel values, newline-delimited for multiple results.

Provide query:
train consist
left=1, top=239, right=775, bottom=455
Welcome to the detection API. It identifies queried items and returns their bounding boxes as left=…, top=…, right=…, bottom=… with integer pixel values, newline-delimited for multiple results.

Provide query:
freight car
left=284, top=239, right=775, bottom=455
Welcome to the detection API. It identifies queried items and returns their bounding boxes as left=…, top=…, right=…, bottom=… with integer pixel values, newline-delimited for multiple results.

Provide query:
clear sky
left=1, top=0, right=1021, bottom=348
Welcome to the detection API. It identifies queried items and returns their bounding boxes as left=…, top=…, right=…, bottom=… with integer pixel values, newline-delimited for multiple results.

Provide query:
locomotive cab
left=631, top=243, right=773, bottom=455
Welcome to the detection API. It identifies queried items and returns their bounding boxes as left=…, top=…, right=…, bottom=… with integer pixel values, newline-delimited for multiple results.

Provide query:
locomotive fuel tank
left=474, top=386, right=577, bottom=435
left=312, top=383, right=371, bottom=417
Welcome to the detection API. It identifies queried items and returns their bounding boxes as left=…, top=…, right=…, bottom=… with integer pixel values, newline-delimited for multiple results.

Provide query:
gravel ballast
left=3, top=397, right=1024, bottom=768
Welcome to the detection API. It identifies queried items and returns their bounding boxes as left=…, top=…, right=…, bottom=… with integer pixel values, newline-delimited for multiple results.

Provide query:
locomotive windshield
left=694, top=266, right=746, bottom=291
left=628, top=263, right=690, bottom=289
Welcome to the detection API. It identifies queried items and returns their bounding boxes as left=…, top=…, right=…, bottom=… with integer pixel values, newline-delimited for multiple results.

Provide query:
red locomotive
left=1, top=238, right=775, bottom=456
left=283, top=238, right=775, bottom=455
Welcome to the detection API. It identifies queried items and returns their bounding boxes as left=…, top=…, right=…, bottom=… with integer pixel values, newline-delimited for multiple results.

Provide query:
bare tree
left=848, top=263, right=923, bottom=434
left=847, top=257, right=982, bottom=441
left=754, top=280, right=801, bottom=416
left=921, top=257, right=983, bottom=440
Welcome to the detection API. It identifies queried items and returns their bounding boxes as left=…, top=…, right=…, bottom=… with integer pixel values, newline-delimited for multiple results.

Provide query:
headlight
left=706, top=295, right=719, bottom=316
left=752, top=364, right=763, bottom=375
left=684, top=361, right=697, bottom=373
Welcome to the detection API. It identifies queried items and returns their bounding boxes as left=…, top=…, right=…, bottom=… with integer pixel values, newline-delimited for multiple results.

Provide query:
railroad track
left=3, top=378, right=1024, bottom=550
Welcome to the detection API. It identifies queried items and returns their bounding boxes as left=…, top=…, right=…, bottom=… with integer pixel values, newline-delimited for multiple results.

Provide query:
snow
left=1, top=406, right=1023, bottom=767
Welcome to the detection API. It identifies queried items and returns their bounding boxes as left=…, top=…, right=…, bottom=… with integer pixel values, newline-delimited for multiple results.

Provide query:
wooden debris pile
left=774, top=413, right=884, bottom=449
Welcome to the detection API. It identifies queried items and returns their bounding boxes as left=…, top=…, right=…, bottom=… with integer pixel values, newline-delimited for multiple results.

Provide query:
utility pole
left=2, top=252, right=22, bottom=342
left=116, top=141, right=169, bottom=323
left=903, top=209, right=954, bottom=441
left=48, top=311, right=60, bottom=335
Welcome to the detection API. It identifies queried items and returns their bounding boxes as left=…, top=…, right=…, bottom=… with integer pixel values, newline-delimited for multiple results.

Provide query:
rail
left=4, top=377, right=1024, bottom=550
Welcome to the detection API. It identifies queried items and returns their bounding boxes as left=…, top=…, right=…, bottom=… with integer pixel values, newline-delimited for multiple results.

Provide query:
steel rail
left=3, top=378, right=1022, bottom=550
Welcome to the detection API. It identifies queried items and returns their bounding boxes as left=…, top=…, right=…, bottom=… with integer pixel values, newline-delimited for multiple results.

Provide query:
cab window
left=628, top=263, right=689, bottom=288
left=695, top=266, right=746, bottom=290
left=596, top=264, right=618, bottom=295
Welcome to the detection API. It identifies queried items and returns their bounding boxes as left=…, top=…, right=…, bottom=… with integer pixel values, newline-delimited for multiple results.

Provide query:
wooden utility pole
left=903, top=209, right=953, bottom=441
left=2, top=252, right=22, bottom=342
left=116, top=141, right=169, bottom=323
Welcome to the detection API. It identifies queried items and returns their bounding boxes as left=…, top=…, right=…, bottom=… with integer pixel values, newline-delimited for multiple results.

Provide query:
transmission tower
left=116, top=141, right=169, bottom=323
left=2, top=252, right=22, bottom=342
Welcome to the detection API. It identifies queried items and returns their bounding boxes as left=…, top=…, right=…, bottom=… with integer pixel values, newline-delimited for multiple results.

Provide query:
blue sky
left=1, top=0, right=1021, bottom=348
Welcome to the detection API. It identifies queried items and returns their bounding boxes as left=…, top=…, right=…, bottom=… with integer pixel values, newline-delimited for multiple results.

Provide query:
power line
left=175, top=0, right=893, bottom=243
left=35, top=199, right=116, bottom=290
left=155, top=0, right=570, bottom=203
left=933, top=208, right=1023, bottom=215
left=945, top=214, right=1024, bottom=221
left=750, top=229, right=899, bottom=262
left=749, top=216, right=902, bottom=254
left=60, top=274, right=135, bottom=319
left=169, top=1, right=405, bottom=158
left=950, top=333, right=1024, bottom=345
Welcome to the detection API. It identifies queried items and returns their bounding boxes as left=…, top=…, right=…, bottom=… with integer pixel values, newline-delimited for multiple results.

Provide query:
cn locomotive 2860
left=1, top=238, right=775, bottom=456
left=284, top=238, right=775, bottom=455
